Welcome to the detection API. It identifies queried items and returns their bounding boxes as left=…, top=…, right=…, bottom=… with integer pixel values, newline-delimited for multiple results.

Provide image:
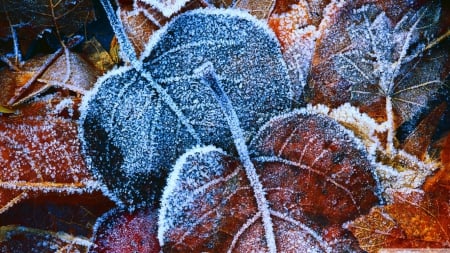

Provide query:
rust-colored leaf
left=348, top=190, right=450, bottom=252
left=91, top=208, right=160, bottom=253
left=268, top=0, right=331, bottom=104
left=118, top=0, right=207, bottom=58
left=158, top=110, right=380, bottom=252
left=0, top=99, right=94, bottom=214
left=1, top=49, right=100, bottom=106
left=401, top=103, right=447, bottom=160
left=306, top=0, right=448, bottom=128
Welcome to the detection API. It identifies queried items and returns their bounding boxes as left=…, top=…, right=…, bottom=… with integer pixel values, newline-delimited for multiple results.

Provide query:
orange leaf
left=0, top=99, right=94, bottom=214
left=348, top=190, right=450, bottom=252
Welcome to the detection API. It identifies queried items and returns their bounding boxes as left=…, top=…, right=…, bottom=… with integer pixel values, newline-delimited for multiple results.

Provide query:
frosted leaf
left=90, top=207, right=160, bottom=253
left=140, top=0, right=191, bottom=17
left=332, top=2, right=446, bottom=125
left=79, top=9, right=292, bottom=208
left=158, top=111, right=380, bottom=252
left=0, top=100, right=94, bottom=213
left=143, top=9, right=294, bottom=145
left=234, top=0, right=276, bottom=19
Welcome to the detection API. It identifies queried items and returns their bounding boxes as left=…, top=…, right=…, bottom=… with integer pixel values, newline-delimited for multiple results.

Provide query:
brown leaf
left=158, top=110, right=380, bottom=252
left=348, top=190, right=450, bottom=252
left=1, top=49, right=100, bottom=106
left=118, top=0, right=207, bottom=58
left=306, top=0, right=448, bottom=128
left=401, top=102, right=447, bottom=160
left=0, top=99, right=94, bottom=214
left=234, top=0, right=276, bottom=19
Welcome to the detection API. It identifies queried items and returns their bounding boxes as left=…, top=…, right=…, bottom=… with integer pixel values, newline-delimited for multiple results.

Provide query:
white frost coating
left=141, top=0, right=191, bottom=18
left=270, top=210, right=331, bottom=253
left=141, top=7, right=284, bottom=62
left=157, top=145, right=225, bottom=246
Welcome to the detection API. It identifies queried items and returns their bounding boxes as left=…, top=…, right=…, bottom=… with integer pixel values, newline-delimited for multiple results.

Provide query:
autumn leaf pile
left=0, top=0, right=449, bottom=252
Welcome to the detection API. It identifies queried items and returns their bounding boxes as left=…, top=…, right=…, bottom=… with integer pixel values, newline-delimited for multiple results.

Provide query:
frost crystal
left=333, top=3, right=445, bottom=124
left=79, top=9, right=292, bottom=208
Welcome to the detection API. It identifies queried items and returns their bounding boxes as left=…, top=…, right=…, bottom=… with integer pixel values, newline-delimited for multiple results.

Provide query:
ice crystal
left=79, top=9, right=292, bottom=208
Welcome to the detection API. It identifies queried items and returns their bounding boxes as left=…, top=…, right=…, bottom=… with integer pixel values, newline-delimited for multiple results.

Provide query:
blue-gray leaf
left=78, top=9, right=293, bottom=209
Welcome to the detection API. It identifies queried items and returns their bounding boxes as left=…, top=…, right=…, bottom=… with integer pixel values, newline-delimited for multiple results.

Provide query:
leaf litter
left=1, top=0, right=450, bottom=251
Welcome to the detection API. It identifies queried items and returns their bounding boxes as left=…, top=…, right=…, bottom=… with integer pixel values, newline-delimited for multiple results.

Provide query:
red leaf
left=91, top=208, right=160, bottom=253
left=158, top=110, right=380, bottom=252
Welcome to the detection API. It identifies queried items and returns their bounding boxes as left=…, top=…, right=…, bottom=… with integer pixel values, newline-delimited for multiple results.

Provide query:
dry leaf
left=234, top=0, right=276, bottom=19
left=348, top=190, right=450, bottom=252
left=0, top=0, right=95, bottom=62
left=307, top=0, right=447, bottom=128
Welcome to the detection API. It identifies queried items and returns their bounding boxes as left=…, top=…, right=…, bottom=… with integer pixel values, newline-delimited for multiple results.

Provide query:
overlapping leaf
left=307, top=1, right=447, bottom=127
left=90, top=207, right=160, bottom=253
left=348, top=190, right=450, bottom=252
left=79, top=9, right=293, bottom=208
left=158, top=110, right=380, bottom=252
left=0, top=99, right=95, bottom=214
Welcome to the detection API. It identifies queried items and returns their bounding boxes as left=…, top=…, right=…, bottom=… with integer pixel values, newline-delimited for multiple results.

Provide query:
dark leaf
left=79, top=9, right=293, bottom=208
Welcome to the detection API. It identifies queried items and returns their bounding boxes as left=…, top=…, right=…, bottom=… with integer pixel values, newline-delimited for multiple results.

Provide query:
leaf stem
left=197, top=62, right=277, bottom=253
left=99, top=0, right=138, bottom=64
left=99, top=0, right=201, bottom=143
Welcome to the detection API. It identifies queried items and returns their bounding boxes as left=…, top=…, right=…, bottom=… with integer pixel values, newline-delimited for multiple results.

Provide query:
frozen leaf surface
left=158, top=110, right=380, bottom=252
left=90, top=208, right=160, bottom=253
left=79, top=9, right=293, bottom=208
left=140, top=0, right=191, bottom=17
left=307, top=1, right=447, bottom=126
left=0, top=99, right=95, bottom=214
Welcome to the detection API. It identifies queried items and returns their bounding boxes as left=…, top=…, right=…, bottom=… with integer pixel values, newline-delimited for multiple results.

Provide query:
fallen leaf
left=139, top=0, right=192, bottom=17
left=307, top=1, right=448, bottom=128
left=401, top=102, right=447, bottom=160
left=118, top=0, right=207, bottom=58
left=0, top=99, right=95, bottom=214
left=90, top=207, right=160, bottom=253
left=348, top=190, right=450, bottom=252
left=158, top=109, right=380, bottom=252
left=0, top=225, right=91, bottom=252
left=234, top=0, right=276, bottom=19
left=1, top=48, right=100, bottom=106
left=79, top=9, right=293, bottom=208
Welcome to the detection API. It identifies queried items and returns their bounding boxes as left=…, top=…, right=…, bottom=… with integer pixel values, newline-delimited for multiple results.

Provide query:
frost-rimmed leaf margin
left=157, top=144, right=225, bottom=245
left=78, top=8, right=294, bottom=209
left=78, top=66, right=136, bottom=208
left=140, top=0, right=191, bottom=18
left=157, top=106, right=383, bottom=251
left=249, top=104, right=385, bottom=204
